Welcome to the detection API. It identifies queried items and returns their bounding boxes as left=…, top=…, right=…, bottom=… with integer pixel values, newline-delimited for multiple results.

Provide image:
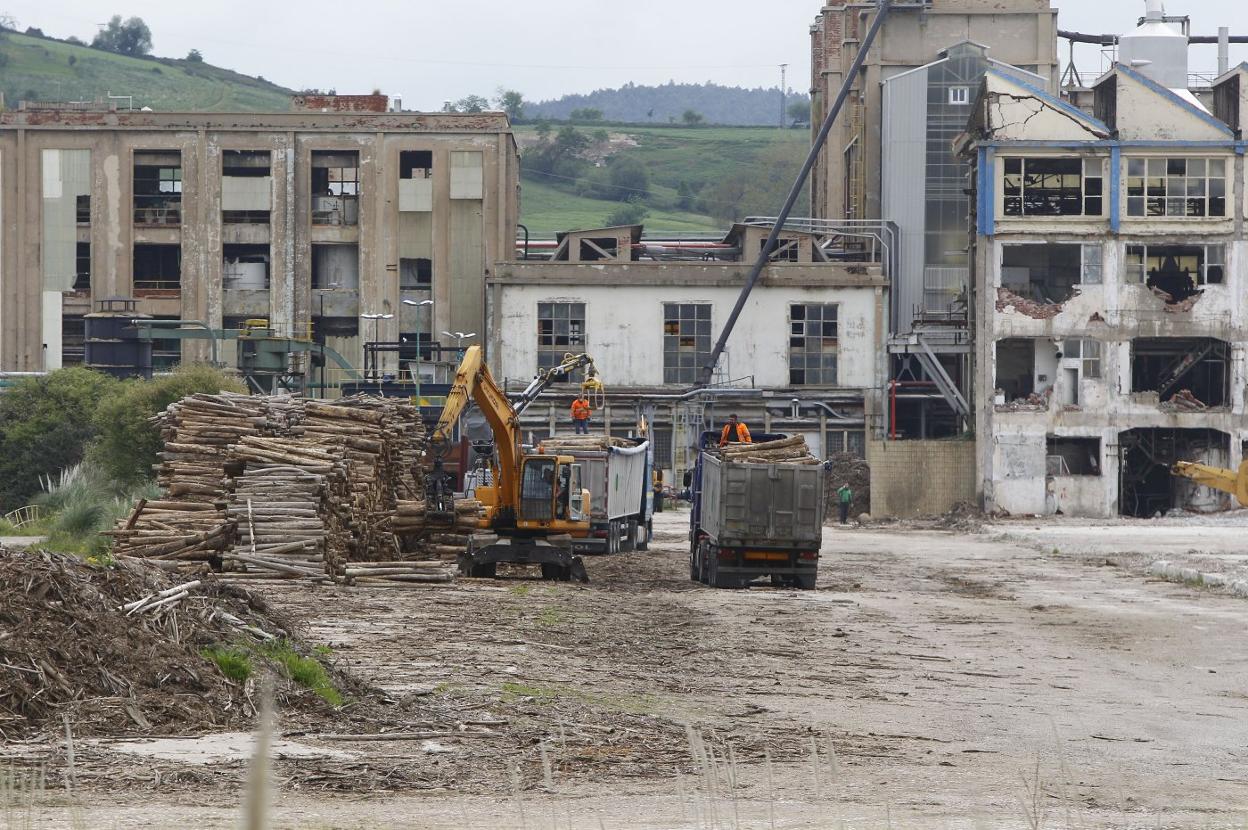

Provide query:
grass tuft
left=261, top=640, right=343, bottom=706
left=201, top=646, right=254, bottom=683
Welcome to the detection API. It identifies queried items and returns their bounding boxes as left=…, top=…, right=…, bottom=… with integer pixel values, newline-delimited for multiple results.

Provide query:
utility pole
left=779, top=64, right=788, bottom=128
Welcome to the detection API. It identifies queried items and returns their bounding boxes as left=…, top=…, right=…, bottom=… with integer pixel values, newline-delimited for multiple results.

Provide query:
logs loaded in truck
left=424, top=347, right=606, bottom=582
left=688, top=432, right=825, bottom=589
left=538, top=435, right=653, bottom=555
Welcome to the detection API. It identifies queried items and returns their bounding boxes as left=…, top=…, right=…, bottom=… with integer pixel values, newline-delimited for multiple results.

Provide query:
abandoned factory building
left=0, top=99, right=518, bottom=374
left=489, top=221, right=888, bottom=483
left=962, top=27, right=1248, bottom=517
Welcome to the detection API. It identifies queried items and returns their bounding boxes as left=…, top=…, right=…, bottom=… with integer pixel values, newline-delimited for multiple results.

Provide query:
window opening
left=1126, top=157, right=1227, bottom=218
left=1002, top=157, right=1102, bottom=217
left=663, top=303, right=711, bottom=385
left=789, top=303, right=838, bottom=385
left=537, top=302, right=586, bottom=370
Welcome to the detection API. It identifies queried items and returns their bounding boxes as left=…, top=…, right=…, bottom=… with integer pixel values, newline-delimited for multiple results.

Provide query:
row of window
left=537, top=302, right=840, bottom=387
left=1001, top=156, right=1231, bottom=219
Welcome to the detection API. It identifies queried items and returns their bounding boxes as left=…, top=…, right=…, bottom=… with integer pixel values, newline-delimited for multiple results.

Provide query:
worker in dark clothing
left=718, top=414, right=752, bottom=447
left=836, top=482, right=853, bottom=525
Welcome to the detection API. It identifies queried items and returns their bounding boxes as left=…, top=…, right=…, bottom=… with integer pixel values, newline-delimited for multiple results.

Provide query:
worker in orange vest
left=570, top=395, right=593, bottom=434
left=718, top=414, right=752, bottom=447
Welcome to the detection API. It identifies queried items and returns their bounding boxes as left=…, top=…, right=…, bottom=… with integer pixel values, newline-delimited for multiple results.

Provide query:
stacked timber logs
left=110, top=392, right=445, bottom=587
left=719, top=435, right=820, bottom=465
left=108, top=499, right=231, bottom=572
left=224, top=434, right=355, bottom=580
left=538, top=434, right=634, bottom=452
left=391, top=498, right=483, bottom=561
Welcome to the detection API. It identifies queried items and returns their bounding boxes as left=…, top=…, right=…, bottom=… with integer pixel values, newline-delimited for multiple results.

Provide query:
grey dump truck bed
left=690, top=434, right=825, bottom=589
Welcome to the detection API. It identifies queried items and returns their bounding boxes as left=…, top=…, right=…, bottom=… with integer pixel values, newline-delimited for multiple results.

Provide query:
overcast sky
left=6, top=1, right=1247, bottom=108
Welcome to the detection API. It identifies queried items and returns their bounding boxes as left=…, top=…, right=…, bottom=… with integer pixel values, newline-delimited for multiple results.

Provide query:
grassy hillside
left=517, top=124, right=809, bottom=237
left=0, top=31, right=294, bottom=111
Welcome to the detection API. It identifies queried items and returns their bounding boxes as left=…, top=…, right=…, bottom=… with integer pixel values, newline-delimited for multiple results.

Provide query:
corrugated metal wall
left=881, top=67, right=928, bottom=335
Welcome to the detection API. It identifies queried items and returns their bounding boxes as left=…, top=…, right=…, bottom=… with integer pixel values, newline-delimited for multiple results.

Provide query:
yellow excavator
left=426, top=346, right=605, bottom=582
left=1172, top=461, right=1248, bottom=504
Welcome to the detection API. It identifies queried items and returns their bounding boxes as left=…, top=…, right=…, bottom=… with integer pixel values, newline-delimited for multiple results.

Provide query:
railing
left=742, top=217, right=899, bottom=279
left=134, top=196, right=181, bottom=226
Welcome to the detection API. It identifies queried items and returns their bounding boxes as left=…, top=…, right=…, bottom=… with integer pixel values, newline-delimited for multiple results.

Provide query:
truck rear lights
left=799, top=551, right=818, bottom=561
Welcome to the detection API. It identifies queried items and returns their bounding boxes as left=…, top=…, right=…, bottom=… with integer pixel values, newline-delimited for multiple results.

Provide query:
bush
left=91, top=15, right=152, bottom=57
left=606, top=156, right=649, bottom=201
left=90, top=364, right=246, bottom=488
left=0, top=369, right=119, bottom=511
left=605, top=198, right=649, bottom=227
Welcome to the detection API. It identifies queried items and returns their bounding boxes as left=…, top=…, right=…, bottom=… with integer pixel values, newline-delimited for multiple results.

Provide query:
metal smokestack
left=1118, top=0, right=1189, bottom=89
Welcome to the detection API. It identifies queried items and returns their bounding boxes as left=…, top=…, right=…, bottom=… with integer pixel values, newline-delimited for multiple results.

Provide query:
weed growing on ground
left=260, top=640, right=343, bottom=706
left=201, top=646, right=254, bottom=683
left=535, top=606, right=565, bottom=626
left=508, top=584, right=531, bottom=597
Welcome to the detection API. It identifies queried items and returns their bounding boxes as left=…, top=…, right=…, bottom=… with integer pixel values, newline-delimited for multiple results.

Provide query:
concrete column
left=431, top=146, right=452, bottom=351
left=270, top=138, right=295, bottom=331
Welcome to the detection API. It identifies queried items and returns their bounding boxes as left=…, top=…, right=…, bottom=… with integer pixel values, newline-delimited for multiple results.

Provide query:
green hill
left=517, top=124, right=810, bottom=237
left=0, top=31, right=294, bottom=111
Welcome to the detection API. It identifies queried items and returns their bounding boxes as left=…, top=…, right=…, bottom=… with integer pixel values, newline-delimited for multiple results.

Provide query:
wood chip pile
left=110, top=393, right=450, bottom=587
left=717, top=435, right=820, bottom=465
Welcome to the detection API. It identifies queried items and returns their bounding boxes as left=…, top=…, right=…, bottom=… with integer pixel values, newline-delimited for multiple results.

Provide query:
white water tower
left=1117, top=0, right=1189, bottom=89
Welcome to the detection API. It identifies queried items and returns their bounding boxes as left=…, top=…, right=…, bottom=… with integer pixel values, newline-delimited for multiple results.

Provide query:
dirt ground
left=15, top=508, right=1248, bottom=829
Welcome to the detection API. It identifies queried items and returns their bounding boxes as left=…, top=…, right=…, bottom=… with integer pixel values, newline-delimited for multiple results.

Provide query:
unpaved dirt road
left=26, top=510, right=1248, bottom=828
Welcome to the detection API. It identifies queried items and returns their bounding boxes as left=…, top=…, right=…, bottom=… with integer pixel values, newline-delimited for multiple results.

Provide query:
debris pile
left=717, top=435, right=820, bottom=465
left=995, top=387, right=1052, bottom=412
left=1160, top=389, right=1209, bottom=412
left=823, top=452, right=871, bottom=519
left=0, top=546, right=288, bottom=739
left=996, top=286, right=1065, bottom=320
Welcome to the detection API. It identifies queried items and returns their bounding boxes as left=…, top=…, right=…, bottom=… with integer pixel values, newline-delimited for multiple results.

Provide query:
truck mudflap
left=459, top=534, right=589, bottom=583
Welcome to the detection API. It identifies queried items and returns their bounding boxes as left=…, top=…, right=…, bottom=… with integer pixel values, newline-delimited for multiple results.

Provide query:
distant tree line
left=527, top=81, right=810, bottom=127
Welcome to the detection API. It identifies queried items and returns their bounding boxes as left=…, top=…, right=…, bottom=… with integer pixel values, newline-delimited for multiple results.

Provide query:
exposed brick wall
left=866, top=439, right=977, bottom=518
left=291, top=94, right=388, bottom=113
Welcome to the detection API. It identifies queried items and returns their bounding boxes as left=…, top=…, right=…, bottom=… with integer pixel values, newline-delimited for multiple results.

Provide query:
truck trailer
left=542, top=438, right=653, bottom=554
left=689, top=431, right=824, bottom=589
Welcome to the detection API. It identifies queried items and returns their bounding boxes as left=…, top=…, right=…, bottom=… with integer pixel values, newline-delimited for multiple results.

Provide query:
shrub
left=262, top=641, right=342, bottom=706
left=90, top=364, right=245, bottom=488
left=0, top=369, right=119, bottom=511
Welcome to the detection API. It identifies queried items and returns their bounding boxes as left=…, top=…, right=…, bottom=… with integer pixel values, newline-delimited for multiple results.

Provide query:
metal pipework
left=696, top=0, right=895, bottom=388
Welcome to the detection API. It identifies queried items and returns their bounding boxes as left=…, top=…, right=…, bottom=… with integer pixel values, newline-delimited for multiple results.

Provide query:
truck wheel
left=707, top=546, right=744, bottom=589
left=696, top=541, right=711, bottom=584
left=469, top=562, right=497, bottom=579
left=623, top=520, right=638, bottom=552
left=637, top=521, right=651, bottom=551
left=794, top=573, right=817, bottom=590
left=541, top=563, right=563, bottom=581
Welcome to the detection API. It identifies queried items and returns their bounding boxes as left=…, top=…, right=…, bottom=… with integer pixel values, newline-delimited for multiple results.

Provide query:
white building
left=962, top=18, right=1248, bottom=518
left=488, top=222, right=889, bottom=481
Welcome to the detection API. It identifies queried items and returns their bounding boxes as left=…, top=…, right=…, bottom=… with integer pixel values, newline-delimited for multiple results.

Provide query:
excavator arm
left=1172, top=460, right=1248, bottom=504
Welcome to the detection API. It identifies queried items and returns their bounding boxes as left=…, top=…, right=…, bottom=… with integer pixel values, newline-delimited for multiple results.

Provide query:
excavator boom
left=1171, top=460, right=1248, bottom=505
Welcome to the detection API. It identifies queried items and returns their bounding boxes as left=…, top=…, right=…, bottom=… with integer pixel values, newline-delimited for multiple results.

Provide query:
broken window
left=1002, top=157, right=1102, bottom=217
left=789, top=303, right=838, bottom=385
left=74, top=242, right=90, bottom=293
left=311, top=151, right=359, bottom=226
left=399, top=151, right=433, bottom=179
left=663, top=303, right=711, bottom=385
left=311, top=244, right=359, bottom=290
left=62, top=316, right=86, bottom=366
left=399, top=258, right=432, bottom=289
left=133, top=152, right=182, bottom=225
left=1047, top=437, right=1101, bottom=476
left=223, top=244, right=270, bottom=290
left=1126, top=157, right=1227, bottom=218
left=223, top=150, right=271, bottom=224
left=1132, top=338, right=1229, bottom=408
left=537, top=302, right=586, bottom=370
left=76, top=195, right=90, bottom=224
left=995, top=338, right=1055, bottom=403
left=1125, top=243, right=1224, bottom=291
left=133, top=244, right=181, bottom=291
left=765, top=238, right=800, bottom=263
left=1001, top=243, right=1101, bottom=304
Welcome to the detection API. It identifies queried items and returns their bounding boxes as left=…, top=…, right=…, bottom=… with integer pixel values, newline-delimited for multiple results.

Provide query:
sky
left=5, top=1, right=1248, bottom=108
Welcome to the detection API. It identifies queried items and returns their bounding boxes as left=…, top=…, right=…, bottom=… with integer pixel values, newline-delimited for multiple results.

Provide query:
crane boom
left=1172, top=461, right=1248, bottom=504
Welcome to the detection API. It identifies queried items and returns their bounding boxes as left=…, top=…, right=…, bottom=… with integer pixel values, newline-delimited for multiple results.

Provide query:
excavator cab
left=519, top=456, right=587, bottom=526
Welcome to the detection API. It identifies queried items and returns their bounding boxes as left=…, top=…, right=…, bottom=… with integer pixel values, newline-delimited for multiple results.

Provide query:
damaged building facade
left=488, top=222, right=888, bottom=484
left=0, top=99, right=518, bottom=374
left=963, top=30, right=1248, bottom=516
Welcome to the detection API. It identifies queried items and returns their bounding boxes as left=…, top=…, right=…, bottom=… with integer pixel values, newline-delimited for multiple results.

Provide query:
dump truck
left=688, top=431, right=824, bottom=589
left=541, top=437, right=653, bottom=554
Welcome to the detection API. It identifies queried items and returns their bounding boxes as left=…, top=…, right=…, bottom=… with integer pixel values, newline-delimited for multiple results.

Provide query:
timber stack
left=391, top=498, right=483, bottom=561
left=109, top=392, right=446, bottom=586
left=538, top=434, right=634, bottom=452
left=718, top=435, right=820, bottom=465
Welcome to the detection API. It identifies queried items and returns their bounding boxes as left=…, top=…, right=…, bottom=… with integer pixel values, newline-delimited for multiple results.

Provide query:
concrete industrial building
left=0, top=97, right=518, bottom=376
left=488, top=221, right=889, bottom=481
left=961, top=3, right=1248, bottom=517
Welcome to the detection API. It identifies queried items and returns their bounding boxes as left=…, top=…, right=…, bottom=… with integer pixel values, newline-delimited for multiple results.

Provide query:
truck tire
left=689, top=542, right=699, bottom=582
left=794, top=573, right=817, bottom=590
left=468, top=562, right=497, bottom=579
left=637, top=521, right=651, bottom=551
left=622, top=520, right=638, bottom=552
left=707, top=544, right=745, bottom=589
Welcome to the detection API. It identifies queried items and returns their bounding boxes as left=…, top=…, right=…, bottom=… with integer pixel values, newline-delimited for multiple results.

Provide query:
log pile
left=718, top=435, right=820, bottom=465
left=391, top=498, right=483, bottom=561
left=538, top=434, right=634, bottom=452
left=110, top=392, right=445, bottom=588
